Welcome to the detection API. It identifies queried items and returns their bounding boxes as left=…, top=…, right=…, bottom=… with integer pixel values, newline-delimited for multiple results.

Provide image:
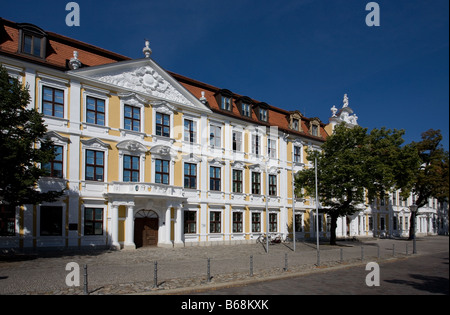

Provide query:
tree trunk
left=330, top=213, right=338, bottom=245
left=408, top=210, right=416, bottom=240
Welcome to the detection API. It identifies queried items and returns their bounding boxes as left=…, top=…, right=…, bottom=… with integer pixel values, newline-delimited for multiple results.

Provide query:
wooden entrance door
left=134, top=210, right=159, bottom=248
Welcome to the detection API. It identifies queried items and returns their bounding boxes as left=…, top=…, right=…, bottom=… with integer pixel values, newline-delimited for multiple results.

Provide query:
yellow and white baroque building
left=0, top=21, right=447, bottom=250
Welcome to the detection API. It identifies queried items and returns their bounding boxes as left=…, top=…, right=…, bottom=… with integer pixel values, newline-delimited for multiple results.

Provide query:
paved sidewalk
left=0, top=236, right=448, bottom=295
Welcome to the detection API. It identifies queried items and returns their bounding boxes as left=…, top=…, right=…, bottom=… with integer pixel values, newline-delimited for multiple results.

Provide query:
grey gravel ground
left=0, top=236, right=447, bottom=295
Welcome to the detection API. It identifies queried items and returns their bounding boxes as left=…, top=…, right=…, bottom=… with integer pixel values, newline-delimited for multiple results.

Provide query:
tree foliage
left=409, top=129, right=449, bottom=239
left=295, top=123, right=420, bottom=244
left=0, top=65, right=64, bottom=208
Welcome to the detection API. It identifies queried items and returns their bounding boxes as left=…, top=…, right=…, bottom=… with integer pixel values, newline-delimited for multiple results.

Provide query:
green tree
left=409, top=129, right=449, bottom=239
left=295, top=123, right=420, bottom=245
left=0, top=65, right=64, bottom=208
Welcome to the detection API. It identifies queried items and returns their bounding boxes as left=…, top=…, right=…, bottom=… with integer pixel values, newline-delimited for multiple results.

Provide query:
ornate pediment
left=90, top=65, right=190, bottom=105
left=150, top=145, right=177, bottom=158
left=81, top=138, right=110, bottom=149
left=116, top=140, right=147, bottom=153
left=67, top=59, right=212, bottom=113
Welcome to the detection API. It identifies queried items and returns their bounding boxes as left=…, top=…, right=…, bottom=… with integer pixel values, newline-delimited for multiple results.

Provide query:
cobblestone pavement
left=0, top=236, right=448, bottom=295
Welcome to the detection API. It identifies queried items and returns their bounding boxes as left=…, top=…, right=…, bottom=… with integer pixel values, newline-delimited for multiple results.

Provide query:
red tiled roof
left=170, top=70, right=328, bottom=141
left=0, top=17, right=328, bottom=141
left=0, top=18, right=130, bottom=70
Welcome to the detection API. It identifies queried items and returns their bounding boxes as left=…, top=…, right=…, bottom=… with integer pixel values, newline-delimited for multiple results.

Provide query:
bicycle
left=257, top=233, right=281, bottom=245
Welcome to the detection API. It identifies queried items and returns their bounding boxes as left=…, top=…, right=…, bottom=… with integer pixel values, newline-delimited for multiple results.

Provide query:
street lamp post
left=292, top=162, right=296, bottom=252
left=315, top=157, right=320, bottom=265
left=265, top=156, right=269, bottom=254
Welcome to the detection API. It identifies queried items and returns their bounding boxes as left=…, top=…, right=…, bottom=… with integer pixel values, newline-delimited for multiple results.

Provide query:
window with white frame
left=184, top=119, right=197, bottom=143
left=184, top=210, right=197, bottom=234
left=251, top=212, right=261, bottom=233
left=210, top=125, right=222, bottom=148
left=81, top=138, right=109, bottom=182
left=268, top=138, right=277, bottom=159
left=233, top=130, right=242, bottom=152
left=269, top=174, right=277, bottom=196
left=210, top=166, right=221, bottom=191
left=86, top=96, right=105, bottom=126
left=117, top=140, right=147, bottom=183
left=252, top=134, right=261, bottom=156
left=233, top=212, right=243, bottom=233
left=293, top=145, right=302, bottom=163
left=221, top=96, right=232, bottom=111
left=210, top=211, right=222, bottom=233
left=119, top=93, right=147, bottom=136
left=38, top=75, right=69, bottom=124
left=269, top=213, right=278, bottom=232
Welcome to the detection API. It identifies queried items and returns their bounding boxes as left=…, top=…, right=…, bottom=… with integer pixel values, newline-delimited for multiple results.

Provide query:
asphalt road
left=192, top=250, right=449, bottom=295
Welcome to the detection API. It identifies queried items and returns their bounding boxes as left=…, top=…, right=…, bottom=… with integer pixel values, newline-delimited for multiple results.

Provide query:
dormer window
left=289, top=110, right=302, bottom=131
left=311, top=124, right=318, bottom=136
left=18, top=23, right=47, bottom=59
left=292, top=118, right=299, bottom=131
left=259, top=108, right=268, bottom=122
left=221, top=96, right=231, bottom=111
left=242, top=103, right=251, bottom=117
left=236, top=96, right=253, bottom=118
left=215, top=89, right=233, bottom=112
left=309, top=118, right=321, bottom=137
left=255, top=102, right=269, bottom=122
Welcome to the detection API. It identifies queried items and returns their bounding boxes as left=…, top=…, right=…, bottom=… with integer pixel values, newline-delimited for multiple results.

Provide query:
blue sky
left=2, top=0, right=449, bottom=149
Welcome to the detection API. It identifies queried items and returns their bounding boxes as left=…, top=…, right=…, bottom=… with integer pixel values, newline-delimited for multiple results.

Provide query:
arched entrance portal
left=134, top=210, right=159, bottom=248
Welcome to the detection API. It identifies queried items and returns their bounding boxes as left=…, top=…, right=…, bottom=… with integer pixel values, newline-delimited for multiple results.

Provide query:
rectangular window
left=232, top=131, right=242, bottom=152
left=233, top=212, right=243, bottom=233
left=252, top=212, right=261, bottom=233
left=210, top=125, right=221, bottom=148
left=155, top=159, right=169, bottom=185
left=311, top=124, right=319, bottom=136
left=184, top=211, right=197, bottom=234
left=86, top=96, right=105, bottom=126
left=40, top=206, right=62, bottom=236
left=210, top=211, right=221, bottom=233
left=268, top=138, right=277, bottom=158
left=259, top=108, right=268, bottom=122
left=392, top=192, right=397, bottom=206
left=292, top=118, right=299, bottom=130
left=269, top=175, right=277, bottom=196
left=252, top=134, right=260, bottom=155
left=42, top=86, right=64, bottom=118
left=156, top=112, right=170, bottom=137
left=124, top=105, right=140, bottom=132
left=85, top=150, right=104, bottom=181
left=294, top=146, right=302, bottom=163
left=184, top=163, right=197, bottom=189
left=43, top=145, right=63, bottom=178
left=269, top=213, right=277, bottom=232
left=232, top=170, right=243, bottom=193
left=184, top=119, right=197, bottom=143
left=252, top=172, right=261, bottom=195
left=0, top=205, right=15, bottom=236
left=221, top=96, right=231, bottom=111
left=123, top=155, right=140, bottom=182
left=210, top=166, right=221, bottom=191
left=22, top=34, right=42, bottom=57
left=242, top=103, right=251, bottom=117
left=84, top=208, right=103, bottom=236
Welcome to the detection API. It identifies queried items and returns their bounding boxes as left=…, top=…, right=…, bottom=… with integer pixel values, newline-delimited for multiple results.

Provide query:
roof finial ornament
left=343, top=94, right=349, bottom=108
left=331, top=105, right=338, bottom=117
left=143, top=39, right=152, bottom=58
left=69, top=51, right=82, bottom=70
left=199, top=91, right=207, bottom=104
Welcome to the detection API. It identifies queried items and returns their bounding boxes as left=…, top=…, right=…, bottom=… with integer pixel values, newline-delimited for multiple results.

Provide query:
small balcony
left=107, top=182, right=185, bottom=199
